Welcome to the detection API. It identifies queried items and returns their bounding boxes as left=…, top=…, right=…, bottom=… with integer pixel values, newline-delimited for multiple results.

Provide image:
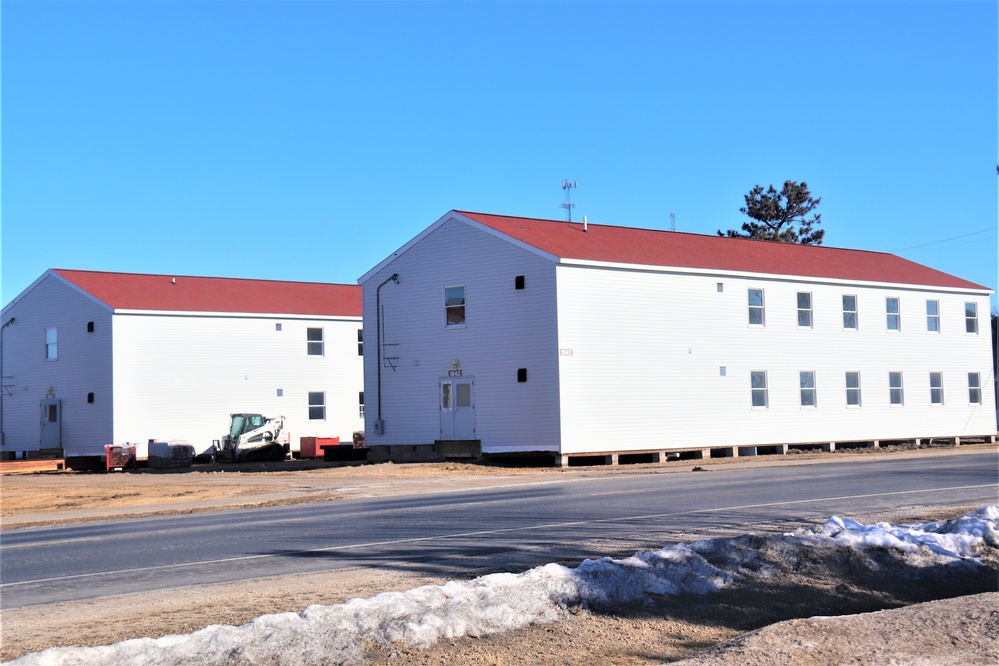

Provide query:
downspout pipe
left=0, top=317, right=15, bottom=450
left=374, top=274, right=399, bottom=434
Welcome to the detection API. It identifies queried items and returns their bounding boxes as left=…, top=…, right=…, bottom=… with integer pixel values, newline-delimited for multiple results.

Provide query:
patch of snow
left=7, top=506, right=996, bottom=666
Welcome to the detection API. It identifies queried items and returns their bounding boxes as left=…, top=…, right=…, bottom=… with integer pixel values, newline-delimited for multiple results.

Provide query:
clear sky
left=2, top=1, right=996, bottom=308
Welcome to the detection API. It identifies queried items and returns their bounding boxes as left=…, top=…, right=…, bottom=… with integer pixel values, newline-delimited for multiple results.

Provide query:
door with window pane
left=40, top=399, right=61, bottom=449
left=439, top=378, right=475, bottom=440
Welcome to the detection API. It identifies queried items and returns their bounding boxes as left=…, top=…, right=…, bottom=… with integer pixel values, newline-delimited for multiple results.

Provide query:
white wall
left=0, top=274, right=114, bottom=456
left=363, top=217, right=562, bottom=453
left=112, top=313, right=363, bottom=457
left=556, top=265, right=996, bottom=453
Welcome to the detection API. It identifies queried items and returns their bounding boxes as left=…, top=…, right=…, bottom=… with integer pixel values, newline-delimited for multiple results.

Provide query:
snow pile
left=8, top=506, right=996, bottom=666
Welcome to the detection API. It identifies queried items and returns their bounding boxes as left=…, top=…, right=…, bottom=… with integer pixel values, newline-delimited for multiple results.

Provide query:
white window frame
left=750, top=371, right=769, bottom=408
left=929, top=372, right=944, bottom=405
left=307, top=327, right=324, bottom=356
left=444, top=285, right=466, bottom=328
left=889, top=371, right=904, bottom=406
left=965, top=302, right=978, bottom=334
left=308, top=391, right=326, bottom=420
left=845, top=372, right=862, bottom=407
left=926, top=300, right=940, bottom=333
left=886, top=297, right=900, bottom=331
left=748, top=289, right=765, bottom=327
left=797, top=292, right=813, bottom=328
left=799, top=371, right=816, bottom=408
left=45, top=327, right=58, bottom=361
left=968, top=373, right=981, bottom=405
left=359, top=391, right=365, bottom=418
left=842, top=294, right=858, bottom=330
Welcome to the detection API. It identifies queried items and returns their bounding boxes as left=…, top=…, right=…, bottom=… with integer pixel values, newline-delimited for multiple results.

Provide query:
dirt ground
left=1, top=444, right=997, bottom=664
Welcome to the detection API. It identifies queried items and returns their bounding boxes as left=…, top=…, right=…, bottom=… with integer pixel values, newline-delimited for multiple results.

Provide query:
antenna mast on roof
left=670, top=212, right=676, bottom=232
left=560, top=180, right=577, bottom=222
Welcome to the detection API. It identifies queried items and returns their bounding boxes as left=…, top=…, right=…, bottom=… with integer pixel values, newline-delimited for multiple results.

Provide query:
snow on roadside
left=7, top=506, right=997, bottom=666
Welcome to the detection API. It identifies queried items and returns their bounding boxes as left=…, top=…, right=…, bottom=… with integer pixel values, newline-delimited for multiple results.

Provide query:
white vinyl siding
left=361, top=217, right=561, bottom=453
left=360, top=213, right=997, bottom=457
left=112, top=314, right=362, bottom=459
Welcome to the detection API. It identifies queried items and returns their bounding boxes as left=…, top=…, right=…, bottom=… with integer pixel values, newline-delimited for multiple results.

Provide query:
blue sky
left=3, top=1, right=996, bottom=307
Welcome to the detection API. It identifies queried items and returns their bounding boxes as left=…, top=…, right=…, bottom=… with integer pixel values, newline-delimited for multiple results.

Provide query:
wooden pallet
left=0, top=459, right=66, bottom=474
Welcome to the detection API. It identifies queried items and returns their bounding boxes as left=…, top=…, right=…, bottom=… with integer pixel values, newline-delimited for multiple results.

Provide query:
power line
left=894, top=227, right=995, bottom=252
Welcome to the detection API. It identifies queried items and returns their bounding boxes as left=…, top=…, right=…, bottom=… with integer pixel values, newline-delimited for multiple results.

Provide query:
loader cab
left=229, top=414, right=266, bottom=440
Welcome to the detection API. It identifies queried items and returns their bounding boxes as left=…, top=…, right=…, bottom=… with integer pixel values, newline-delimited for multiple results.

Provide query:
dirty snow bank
left=8, top=506, right=997, bottom=666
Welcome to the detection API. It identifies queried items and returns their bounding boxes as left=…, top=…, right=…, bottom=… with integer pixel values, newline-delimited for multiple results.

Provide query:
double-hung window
left=308, top=392, right=326, bottom=420
left=845, top=372, right=861, bottom=407
left=926, top=300, right=940, bottom=332
left=968, top=373, right=981, bottom=405
left=842, top=295, right=858, bottom=330
left=929, top=372, right=944, bottom=405
left=965, top=302, right=978, bottom=334
left=799, top=371, right=816, bottom=407
left=797, top=293, right=813, bottom=328
left=359, top=392, right=365, bottom=418
left=748, top=289, right=765, bottom=326
left=307, top=328, right=324, bottom=356
left=445, top=286, right=466, bottom=327
left=357, top=329, right=363, bottom=356
left=886, top=298, right=900, bottom=331
left=889, top=372, right=904, bottom=406
left=750, top=371, right=768, bottom=408
left=45, top=327, right=58, bottom=360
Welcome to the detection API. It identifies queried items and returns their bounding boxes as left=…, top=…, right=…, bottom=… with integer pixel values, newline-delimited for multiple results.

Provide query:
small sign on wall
left=448, top=369, right=463, bottom=377
left=559, top=349, right=574, bottom=357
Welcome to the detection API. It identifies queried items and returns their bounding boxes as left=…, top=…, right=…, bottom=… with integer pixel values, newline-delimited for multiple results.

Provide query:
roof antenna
left=560, top=179, right=577, bottom=222
left=670, top=212, right=676, bottom=232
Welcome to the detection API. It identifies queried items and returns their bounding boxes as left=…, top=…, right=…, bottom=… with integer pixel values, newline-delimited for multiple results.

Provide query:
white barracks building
left=360, top=210, right=996, bottom=465
left=0, top=270, right=363, bottom=463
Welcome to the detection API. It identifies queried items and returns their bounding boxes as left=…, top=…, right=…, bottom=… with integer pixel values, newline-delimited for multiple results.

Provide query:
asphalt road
left=2, top=452, right=996, bottom=610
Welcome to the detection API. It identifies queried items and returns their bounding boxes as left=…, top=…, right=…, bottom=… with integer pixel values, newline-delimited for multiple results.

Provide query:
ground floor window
left=845, top=372, right=862, bottom=407
left=799, top=371, right=816, bottom=407
left=968, top=373, right=981, bottom=405
left=751, top=371, right=768, bottom=408
left=929, top=372, right=944, bottom=405
left=889, top=372, right=904, bottom=406
left=308, top=392, right=326, bottom=420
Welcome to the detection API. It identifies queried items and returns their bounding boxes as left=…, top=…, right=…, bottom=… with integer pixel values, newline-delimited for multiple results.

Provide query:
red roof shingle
left=52, top=269, right=361, bottom=317
left=458, top=211, right=986, bottom=290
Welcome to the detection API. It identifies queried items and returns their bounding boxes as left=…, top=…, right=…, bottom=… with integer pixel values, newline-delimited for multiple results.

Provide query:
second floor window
left=926, top=300, right=940, bottom=332
left=307, top=328, right=324, bottom=356
left=965, top=302, right=978, bottom=334
left=842, top=295, right=858, bottom=330
left=45, top=327, right=58, bottom=360
left=748, top=289, right=765, bottom=326
left=886, top=298, right=900, bottom=331
left=445, top=286, right=466, bottom=327
left=797, top=293, right=813, bottom=328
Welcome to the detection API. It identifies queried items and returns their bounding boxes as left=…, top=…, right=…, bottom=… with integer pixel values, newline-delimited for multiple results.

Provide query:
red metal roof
left=51, top=269, right=362, bottom=316
left=458, top=211, right=987, bottom=290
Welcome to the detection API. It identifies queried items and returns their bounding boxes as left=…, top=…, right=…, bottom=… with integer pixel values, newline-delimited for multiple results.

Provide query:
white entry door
left=439, top=378, right=475, bottom=440
left=40, top=399, right=62, bottom=449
